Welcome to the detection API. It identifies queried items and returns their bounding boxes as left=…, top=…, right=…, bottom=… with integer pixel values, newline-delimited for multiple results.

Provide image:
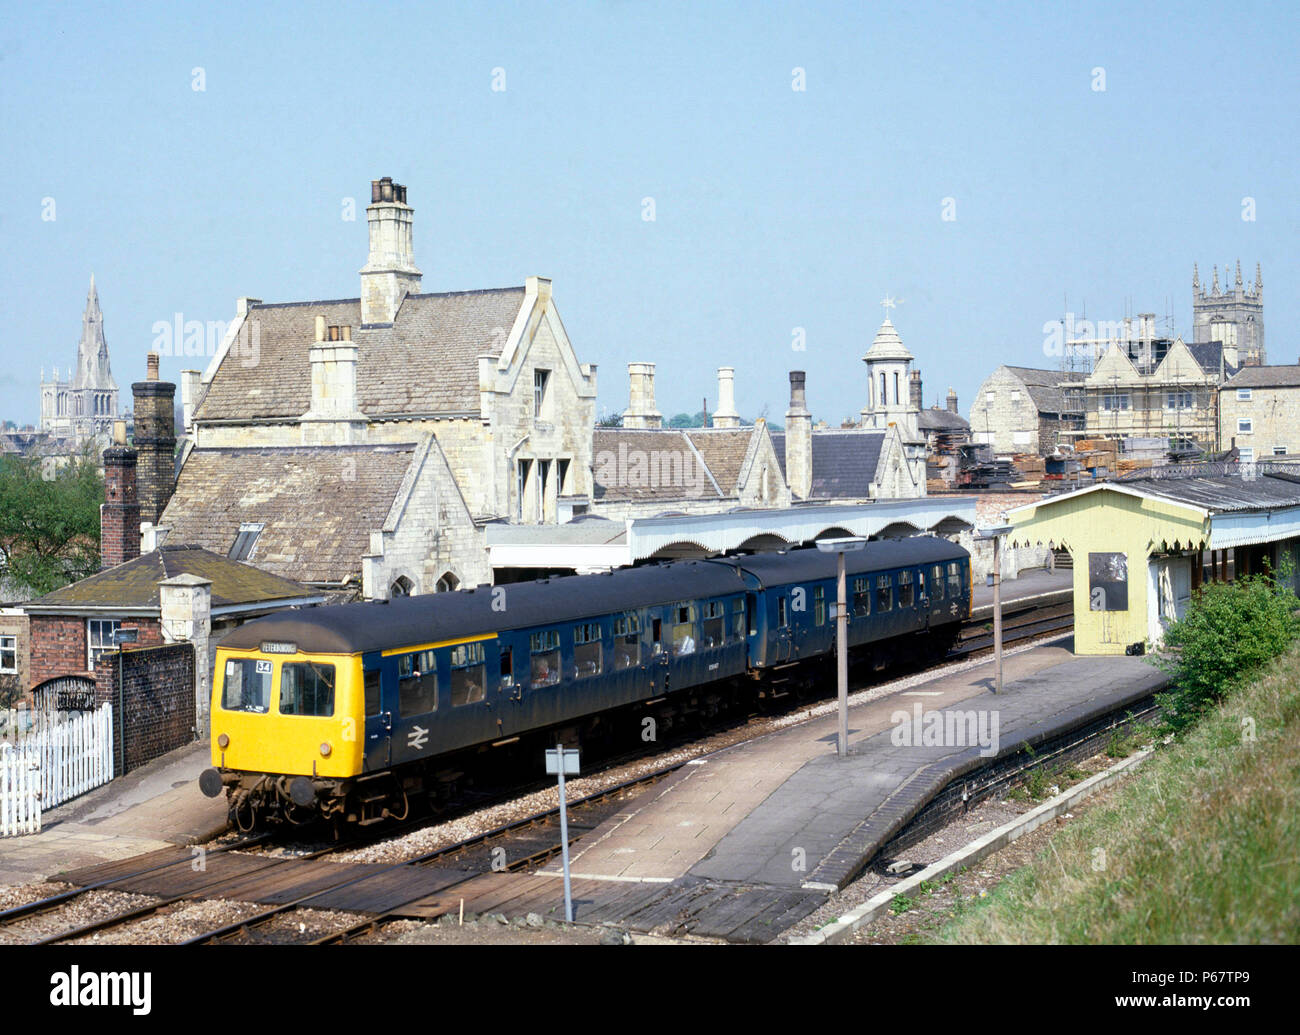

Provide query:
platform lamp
left=974, top=524, right=1014, bottom=694
left=816, top=536, right=867, bottom=758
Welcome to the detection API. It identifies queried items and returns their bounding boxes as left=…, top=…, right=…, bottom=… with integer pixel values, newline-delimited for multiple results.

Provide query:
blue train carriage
left=725, top=536, right=971, bottom=670
left=205, top=560, right=754, bottom=825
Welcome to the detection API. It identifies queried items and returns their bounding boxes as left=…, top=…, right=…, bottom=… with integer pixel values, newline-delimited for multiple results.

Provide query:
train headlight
left=217, top=733, right=230, bottom=749
left=319, top=742, right=332, bottom=758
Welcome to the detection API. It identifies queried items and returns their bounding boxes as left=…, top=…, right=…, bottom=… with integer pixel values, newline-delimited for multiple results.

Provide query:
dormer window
left=229, top=522, right=264, bottom=561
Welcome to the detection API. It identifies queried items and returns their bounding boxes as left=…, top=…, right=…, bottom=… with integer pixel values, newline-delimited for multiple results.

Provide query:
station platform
left=971, top=566, right=1071, bottom=616
left=0, top=739, right=227, bottom=887
left=536, top=638, right=1166, bottom=938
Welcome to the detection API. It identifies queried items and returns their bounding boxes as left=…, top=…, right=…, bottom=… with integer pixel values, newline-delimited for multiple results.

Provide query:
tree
left=0, top=448, right=104, bottom=597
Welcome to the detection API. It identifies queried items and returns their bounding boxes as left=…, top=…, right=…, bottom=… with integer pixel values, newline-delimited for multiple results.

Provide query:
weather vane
left=880, top=294, right=904, bottom=316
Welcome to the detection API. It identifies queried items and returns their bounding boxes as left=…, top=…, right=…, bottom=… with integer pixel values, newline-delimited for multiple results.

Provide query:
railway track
left=3, top=592, right=1076, bottom=946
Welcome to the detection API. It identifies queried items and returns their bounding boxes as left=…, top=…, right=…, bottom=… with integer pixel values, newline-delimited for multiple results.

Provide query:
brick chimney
left=624, top=362, right=663, bottom=429
left=713, top=367, right=740, bottom=428
left=909, top=369, right=923, bottom=411
left=360, top=176, right=422, bottom=326
left=785, top=371, right=812, bottom=500
left=101, top=421, right=140, bottom=569
left=132, top=352, right=176, bottom=526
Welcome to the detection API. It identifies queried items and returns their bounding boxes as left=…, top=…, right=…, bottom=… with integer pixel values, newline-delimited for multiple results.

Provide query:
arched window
left=390, top=575, right=414, bottom=597
left=435, top=572, right=460, bottom=593
left=878, top=373, right=886, bottom=409
left=893, top=371, right=900, bottom=405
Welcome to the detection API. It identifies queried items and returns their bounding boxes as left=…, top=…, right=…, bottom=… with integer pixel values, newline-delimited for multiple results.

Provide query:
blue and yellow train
left=200, top=536, right=971, bottom=828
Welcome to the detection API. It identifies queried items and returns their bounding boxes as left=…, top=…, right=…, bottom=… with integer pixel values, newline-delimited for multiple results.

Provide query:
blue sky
left=2, top=0, right=1296, bottom=427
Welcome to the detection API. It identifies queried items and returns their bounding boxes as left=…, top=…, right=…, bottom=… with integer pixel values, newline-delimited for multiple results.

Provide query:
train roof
left=219, top=536, right=968, bottom=656
left=218, top=559, right=748, bottom=656
left=724, top=535, right=967, bottom=584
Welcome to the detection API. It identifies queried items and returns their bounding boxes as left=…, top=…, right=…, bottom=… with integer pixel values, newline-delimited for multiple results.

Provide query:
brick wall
left=93, top=640, right=196, bottom=775
left=28, top=614, right=163, bottom=688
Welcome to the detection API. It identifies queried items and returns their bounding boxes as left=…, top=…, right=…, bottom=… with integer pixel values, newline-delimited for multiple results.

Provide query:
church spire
left=74, top=273, right=116, bottom=391
left=1255, top=262, right=1263, bottom=292
left=1192, top=263, right=1200, bottom=293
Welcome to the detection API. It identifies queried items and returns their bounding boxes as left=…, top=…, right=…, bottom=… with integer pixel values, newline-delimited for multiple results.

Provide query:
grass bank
left=928, top=645, right=1300, bottom=944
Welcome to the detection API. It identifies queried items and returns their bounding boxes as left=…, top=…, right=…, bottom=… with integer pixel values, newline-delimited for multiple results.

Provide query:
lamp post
left=975, top=525, right=1013, bottom=694
left=816, top=536, right=867, bottom=757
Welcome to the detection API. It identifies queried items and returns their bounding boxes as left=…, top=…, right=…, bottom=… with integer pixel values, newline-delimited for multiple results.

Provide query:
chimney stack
left=624, top=362, right=663, bottom=429
left=360, top=176, right=422, bottom=326
left=146, top=352, right=160, bottom=380
left=307, top=314, right=361, bottom=422
left=132, top=352, right=176, bottom=527
left=909, top=369, right=923, bottom=411
left=946, top=387, right=959, bottom=414
left=713, top=367, right=740, bottom=428
left=101, top=435, right=141, bottom=569
left=785, top=371, right=812, bottom=500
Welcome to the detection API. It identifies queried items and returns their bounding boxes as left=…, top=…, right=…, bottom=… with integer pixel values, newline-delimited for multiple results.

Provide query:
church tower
left=1192, top=261, right=1264, bottom=366
left=40, top=275, right=120, bottom=443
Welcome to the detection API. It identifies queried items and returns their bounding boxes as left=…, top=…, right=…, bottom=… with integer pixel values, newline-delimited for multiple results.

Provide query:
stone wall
left=93, top=641, right=196, bottom=775
left=0, top=610, right=30, bottom=700
left=1218, top=384, right=1300, bottom=459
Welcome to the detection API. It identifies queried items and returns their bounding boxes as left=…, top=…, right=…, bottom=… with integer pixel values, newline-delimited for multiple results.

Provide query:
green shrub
left=1156, top=575, right=1300, bottom=729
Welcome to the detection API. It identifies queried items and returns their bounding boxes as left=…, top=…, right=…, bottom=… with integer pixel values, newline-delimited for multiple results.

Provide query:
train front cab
left=209, top=647, right=365, bottom=782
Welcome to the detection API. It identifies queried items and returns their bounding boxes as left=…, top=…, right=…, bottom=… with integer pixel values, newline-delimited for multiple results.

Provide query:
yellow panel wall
left=1010, top=490, right=1207, bottom=655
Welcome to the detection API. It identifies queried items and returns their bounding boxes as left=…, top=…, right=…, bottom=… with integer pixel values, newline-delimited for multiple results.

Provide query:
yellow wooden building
left=1007, top=469, right=1300, bottom=655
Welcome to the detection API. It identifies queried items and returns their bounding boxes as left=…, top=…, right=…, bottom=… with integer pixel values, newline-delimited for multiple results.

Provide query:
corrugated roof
left=160, top=443, right=419, bottom=585
left=1118, top=473, right=1300, bottom=513
left=194, top=288, right=526, bottom=422
left=27, top=545, right=317, bottom=611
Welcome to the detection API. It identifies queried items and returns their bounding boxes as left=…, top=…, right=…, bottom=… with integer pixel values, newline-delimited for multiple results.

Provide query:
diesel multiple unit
left=201, top=537, right=971, bottom=828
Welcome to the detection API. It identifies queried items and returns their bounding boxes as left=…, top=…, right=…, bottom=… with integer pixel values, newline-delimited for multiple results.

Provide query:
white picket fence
left=0, top=742, right=40, bottom=836
left=0, top=704, right=114, bottom=837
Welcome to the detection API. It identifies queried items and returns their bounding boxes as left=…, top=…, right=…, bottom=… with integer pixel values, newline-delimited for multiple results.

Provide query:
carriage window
left=701, top=601, right=725, bottom=648
left=852, top=577, right=870, bottom=617
left=364, top=669, right=381, bottom=716
left=814, top=586, right=826, bottom=626
left=574, top=623, right=603, bottom=678
left=450, top=641, right=488, bottom=705
left=947, top=561, right=962, bottom=596
left=876, top=575, right=893, bottom=612
left=398, top=649, right=437, bottom=715
left=222, top=658, right=273, bottom=713
left=280, top=661, right=336, bottom=717
left=529, top=630, right=561, bottom=686
left=932, top=565, right=945, bottom=600
left=673, top=603, right=697, bottom=656
left=500, top=646, right=514, bottom=687
left=732, top=597, right=746, bottom=641
left=898, top=570, right=914, bottom=608
left=614, top=615, right=640, bottom=669
left=777, top=596, right=788, bottom=628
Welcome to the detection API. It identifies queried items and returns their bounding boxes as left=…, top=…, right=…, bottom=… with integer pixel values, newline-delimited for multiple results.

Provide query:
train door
left=774, top=592, right=792, bottom=662
left=744, top=592, right=761, bottom=667
left=498, top=640, right=525, bottom=735
left=362, top=656, right=391, bottom=772
left=650, top=611, right=670, bottom=692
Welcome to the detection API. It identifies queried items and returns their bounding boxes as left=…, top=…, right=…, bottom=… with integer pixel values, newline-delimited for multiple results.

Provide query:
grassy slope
left=929, top=646, right=1300, bottom=944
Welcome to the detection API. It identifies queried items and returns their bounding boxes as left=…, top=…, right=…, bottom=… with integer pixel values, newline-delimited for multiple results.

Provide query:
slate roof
left=682, top=428, right=757, bottom=495
left=25, top=545, right=319, bottom=612
left=770, top=430, right=886, bottom=499
left=1222, top=365, right=1300, bottom=389
left=160, top=443, right=419, bottom=585
left=194, top=288, right=527, bottom=422
left=592, top=429, right=725, bottom=502
left=1003, top=366, right=1085, bottom=416
left=918, top=407, right=970, bottom=433
left=1186, top=341, right=1240, bottom=378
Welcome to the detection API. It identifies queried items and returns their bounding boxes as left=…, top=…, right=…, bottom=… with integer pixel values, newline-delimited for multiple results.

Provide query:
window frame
left=87, top=618, right=121, bottom=671
left=0, top=634, right=18, bottom=674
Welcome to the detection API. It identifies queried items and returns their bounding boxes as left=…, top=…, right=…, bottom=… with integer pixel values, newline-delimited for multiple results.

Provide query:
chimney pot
left=315, top=315, right=326, bottom=342
left=146, top=352, right=160, bottom=381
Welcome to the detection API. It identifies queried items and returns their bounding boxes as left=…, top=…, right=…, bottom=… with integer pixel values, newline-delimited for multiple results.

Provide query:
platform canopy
left=486, top=498, right=977, bottom=573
